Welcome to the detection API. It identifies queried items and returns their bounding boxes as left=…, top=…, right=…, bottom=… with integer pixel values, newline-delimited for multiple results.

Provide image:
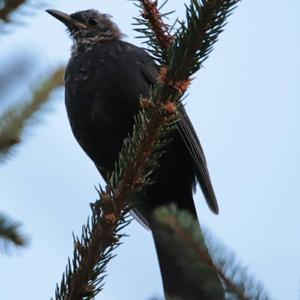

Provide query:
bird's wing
left=177, top=109, right=219, bottom=214
left=134, top=46, right=219, bottom=214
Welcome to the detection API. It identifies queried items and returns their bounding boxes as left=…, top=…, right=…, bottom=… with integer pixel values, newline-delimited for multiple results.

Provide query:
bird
left=46, top=8, right=222, bottom=299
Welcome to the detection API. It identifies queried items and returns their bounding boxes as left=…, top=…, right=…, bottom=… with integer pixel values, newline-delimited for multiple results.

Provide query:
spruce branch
left=133, top=0, right=240, bottom=110
left=0, top=67, right=64, bottom=162
left=0, top=212, right=28, bottom=252
left=54, top=95, right=180, bottom=300
left=134, top=0, right=240, bottom=88
left=170, top=0, right=240, bottom=80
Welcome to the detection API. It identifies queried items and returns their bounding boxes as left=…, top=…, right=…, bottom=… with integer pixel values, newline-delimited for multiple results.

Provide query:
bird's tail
left=150, top=202, right=224, bottom=300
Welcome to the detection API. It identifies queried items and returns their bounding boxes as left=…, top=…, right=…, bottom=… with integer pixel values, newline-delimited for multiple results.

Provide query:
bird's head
left=46, top=9, right=122, bottom=52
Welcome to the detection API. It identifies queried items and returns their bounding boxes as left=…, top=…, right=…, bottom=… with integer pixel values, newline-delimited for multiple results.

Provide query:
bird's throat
left=71, top=36, right=116, bottom=56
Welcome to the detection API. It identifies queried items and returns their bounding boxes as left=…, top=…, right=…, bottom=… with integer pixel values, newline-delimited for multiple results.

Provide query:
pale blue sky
left=1, top=1, right=299, bottom=299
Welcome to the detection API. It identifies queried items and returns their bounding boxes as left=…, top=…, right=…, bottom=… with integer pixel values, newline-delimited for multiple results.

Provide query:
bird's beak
left=46, top=9, right=87, bottom=30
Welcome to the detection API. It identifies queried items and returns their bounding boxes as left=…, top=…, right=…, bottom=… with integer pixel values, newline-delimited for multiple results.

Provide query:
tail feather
left=150, top=203, right=224, bottom=300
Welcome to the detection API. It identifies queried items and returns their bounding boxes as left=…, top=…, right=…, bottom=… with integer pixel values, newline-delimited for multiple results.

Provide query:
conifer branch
left=134, top=0, right=240, bottom=90
left=0, top=212, right=27, bottom=252
left=170, top=0, right=240, bottom=80
left=0, top=67, right=64, bottom=162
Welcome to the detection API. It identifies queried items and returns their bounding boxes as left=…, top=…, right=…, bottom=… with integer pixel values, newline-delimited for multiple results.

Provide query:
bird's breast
left=64, top=46, right=145, bottom=170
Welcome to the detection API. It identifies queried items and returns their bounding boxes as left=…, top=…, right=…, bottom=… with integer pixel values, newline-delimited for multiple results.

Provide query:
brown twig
left=139, top=0, right=173, bottom=49
left=159, top=66, right=192, bottom=95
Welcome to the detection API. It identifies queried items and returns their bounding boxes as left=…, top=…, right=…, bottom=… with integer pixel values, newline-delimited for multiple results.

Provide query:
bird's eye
left=88, top=18, right=98, bottom=26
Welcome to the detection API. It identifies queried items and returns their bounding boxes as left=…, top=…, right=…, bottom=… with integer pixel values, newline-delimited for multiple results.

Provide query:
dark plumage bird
left=47, top=9, right=222, bottom=299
